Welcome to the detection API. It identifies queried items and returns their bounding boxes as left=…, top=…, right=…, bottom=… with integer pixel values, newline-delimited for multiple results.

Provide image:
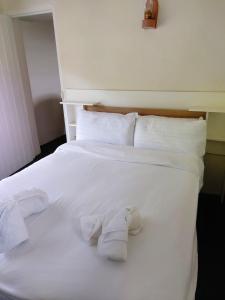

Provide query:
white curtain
left=0, top=15, right=40, bottom=180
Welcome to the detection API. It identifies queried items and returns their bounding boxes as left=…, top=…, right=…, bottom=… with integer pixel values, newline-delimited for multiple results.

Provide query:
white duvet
left=0, top=141, right=203, bottom=300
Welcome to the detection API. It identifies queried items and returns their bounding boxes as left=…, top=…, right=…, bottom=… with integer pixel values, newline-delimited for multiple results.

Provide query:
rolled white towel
left=80, top=207, right=143, bottom=261
left=80, top=215, right=103, bottom=245
left=97, top=209, right=130, bottom=262
left=14, top=188, right=49, bottom=218
left=0, top=188, right=49, bottom=253
left=0, top=199, right=28, bottom=253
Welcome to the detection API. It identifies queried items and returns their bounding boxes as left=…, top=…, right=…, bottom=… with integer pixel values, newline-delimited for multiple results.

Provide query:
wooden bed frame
left=83, top=105, right=206, bottom=119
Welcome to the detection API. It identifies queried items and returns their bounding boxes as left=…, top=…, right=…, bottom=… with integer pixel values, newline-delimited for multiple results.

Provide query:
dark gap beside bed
left=196, top=193, right=225, bottom=300
left=12, top=135, right=66, bottom=175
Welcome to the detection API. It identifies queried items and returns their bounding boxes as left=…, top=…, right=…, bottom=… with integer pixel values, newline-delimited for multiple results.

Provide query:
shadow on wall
left=203, top=153, right=225, bottom=196
left=34, top=96, right=65, bottom=146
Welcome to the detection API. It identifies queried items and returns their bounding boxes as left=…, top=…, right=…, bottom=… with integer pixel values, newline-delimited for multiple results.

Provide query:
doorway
left=14, top=13, right=65, bottom=148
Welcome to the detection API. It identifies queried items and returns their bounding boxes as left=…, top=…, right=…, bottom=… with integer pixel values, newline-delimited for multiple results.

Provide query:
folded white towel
left=79, top=207, right=143, bottom=261
left=80, top=215, right=103, bottom=245
left=0, top=188, right=49, bottom=253
left=0, top=199, right=28, bottom=253
left=97, top=209, right=129, bottom=261
left=14, top=188, right=49, bottom=218
left=97, top=207, right=143, bottom=262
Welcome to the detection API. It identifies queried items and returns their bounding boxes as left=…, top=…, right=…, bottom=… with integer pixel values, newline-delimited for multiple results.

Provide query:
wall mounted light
left=142, top=0, right=159, bottom=29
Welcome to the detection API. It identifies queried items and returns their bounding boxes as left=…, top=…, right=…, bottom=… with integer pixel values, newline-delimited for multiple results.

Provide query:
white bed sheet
left=0, top=141, right=203, bottom=300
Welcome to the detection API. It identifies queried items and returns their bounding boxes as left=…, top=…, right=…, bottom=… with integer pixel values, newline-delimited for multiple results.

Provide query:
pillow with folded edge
left=134, top=115, right=207, bottom=157
left=76, top=109, right=138, bottom=146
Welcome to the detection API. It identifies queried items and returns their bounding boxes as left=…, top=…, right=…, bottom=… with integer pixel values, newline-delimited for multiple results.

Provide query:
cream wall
left=1, top=0, right=225, bottom=195
left=20, top=19, right=64, bottom=145
left=54, top=0, right=225, bottom=91
left=1, top=0, right=225, bottom=93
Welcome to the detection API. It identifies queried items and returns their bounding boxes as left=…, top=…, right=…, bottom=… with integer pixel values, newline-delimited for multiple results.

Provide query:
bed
left=0, top=106, right=206, bottom=300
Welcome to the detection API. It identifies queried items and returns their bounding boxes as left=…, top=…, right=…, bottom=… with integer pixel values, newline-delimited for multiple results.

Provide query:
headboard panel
left=84, top=105, right=206, bottom=119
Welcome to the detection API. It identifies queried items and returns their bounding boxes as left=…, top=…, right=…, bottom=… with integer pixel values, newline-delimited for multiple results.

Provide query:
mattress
left=0, top=141, right=203, bottom=300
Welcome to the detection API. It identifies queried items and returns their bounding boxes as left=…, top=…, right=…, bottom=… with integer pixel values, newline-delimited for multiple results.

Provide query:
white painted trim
left=51, top=5, right=64, bottom=92
left=189, top=106, right=225, bottom=113
left=5, top=5, right=64, bottom=94
left=5, top=8, right=52, bottom=18
left=60, top=102, right=96, bottom=106
left=63, top=89, right=225, bottom=109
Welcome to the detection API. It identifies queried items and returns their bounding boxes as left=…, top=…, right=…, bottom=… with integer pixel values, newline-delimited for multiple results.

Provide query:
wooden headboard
left=83, top=105, right=206, bottom=119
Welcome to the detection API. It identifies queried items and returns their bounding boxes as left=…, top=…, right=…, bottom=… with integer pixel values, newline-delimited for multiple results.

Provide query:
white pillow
left=134, top=115, right=207, bottom=157
left=76, top=109, right=137, bottom=145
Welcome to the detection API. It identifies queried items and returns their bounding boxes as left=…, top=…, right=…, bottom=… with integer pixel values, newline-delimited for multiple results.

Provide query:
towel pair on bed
left=0, top=189, right=49, bottom=253
left=80, top=207, right=143, bottom=262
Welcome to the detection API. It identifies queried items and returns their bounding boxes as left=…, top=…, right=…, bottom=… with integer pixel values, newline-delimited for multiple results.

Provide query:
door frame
left=6, top=6, right=64, bottom=94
